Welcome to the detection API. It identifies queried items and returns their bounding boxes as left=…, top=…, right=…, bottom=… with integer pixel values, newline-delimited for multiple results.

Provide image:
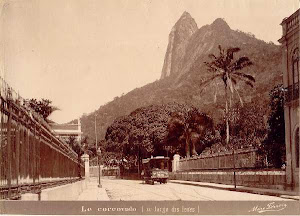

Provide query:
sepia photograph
left=0, top=0, right=299, bottom=215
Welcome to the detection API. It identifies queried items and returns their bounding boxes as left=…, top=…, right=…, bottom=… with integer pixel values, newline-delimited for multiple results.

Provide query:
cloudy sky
left=0, top=0, right=298, bottom=123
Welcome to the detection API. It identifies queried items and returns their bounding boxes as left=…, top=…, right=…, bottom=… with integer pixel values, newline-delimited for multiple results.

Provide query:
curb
left=98, top=188, right=110, bottom=201
left=170, top=180, right=299, bottom=201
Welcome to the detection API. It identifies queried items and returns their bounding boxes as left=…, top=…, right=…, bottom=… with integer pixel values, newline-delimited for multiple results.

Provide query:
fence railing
left=170, top=168, right=286, bottom=189
left=177, top=148, right=258, bottom=171
left=0, top=77, right=85, bottom=200
left=285, top=9, right=299, bottom=34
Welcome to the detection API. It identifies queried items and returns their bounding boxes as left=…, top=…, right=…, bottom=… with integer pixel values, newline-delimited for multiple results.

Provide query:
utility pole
left=95, top=114, right=102, bottom=188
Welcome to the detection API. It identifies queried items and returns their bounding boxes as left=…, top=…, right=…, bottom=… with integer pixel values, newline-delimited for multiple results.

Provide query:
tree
left=203, top=45, right=255, bottom=146
left=105, top=104, right=171, bottom=170
left=203, top=45, right=255, bottom=188
left=65, top=135, right=86, bottom=178
left=66, top=135, right=83, bottom=156
left=214, top=101, right=268, bottom=153
left=260, top=84, right=285, bottom=168
left=66, top=135, right=90, bottom=157
left=105, top=103, right=215, bottom=165
left=26, top=98, right=59, bottom=122
left=167, top=108, right=215, bottom=157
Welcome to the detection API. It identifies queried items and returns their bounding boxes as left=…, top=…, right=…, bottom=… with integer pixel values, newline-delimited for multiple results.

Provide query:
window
left=292, top=48, right=299, bottom=85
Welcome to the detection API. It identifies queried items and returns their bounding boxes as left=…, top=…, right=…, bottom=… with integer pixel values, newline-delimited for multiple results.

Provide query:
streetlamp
left=97, top=147, right=102, bottom=188
left=94, top=114, right=102, bottom=188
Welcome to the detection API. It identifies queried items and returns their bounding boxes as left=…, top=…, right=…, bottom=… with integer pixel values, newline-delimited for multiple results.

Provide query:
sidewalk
left=170, top=180, right=299, bottom=201
left=77, top=177, right=110, bottom=201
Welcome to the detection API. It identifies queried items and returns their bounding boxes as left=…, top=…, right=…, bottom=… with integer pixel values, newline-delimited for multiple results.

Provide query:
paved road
left=101, top=177, right=290, bottom=201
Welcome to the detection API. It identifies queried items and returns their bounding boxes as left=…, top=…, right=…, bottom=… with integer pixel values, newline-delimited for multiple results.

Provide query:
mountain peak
left=179, top=11, right=193, bottom=20
left=174, top=11, right=198, bottom=29
left=211, top=18, right=230, bottom=30
left=161, top=11, right=198, bottom=79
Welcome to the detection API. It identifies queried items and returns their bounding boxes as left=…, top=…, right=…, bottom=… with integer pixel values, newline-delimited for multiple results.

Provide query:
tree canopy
left=259, top=84, right=285, bottom=168
left=26, top=98, right=59, bottom=122
left=214, top=101, right=267, bottom=150
left=105, top=102, right=215, bottom=163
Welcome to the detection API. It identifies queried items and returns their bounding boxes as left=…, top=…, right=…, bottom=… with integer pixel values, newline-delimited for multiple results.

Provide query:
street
left=101, top=177, right=291, bottom=201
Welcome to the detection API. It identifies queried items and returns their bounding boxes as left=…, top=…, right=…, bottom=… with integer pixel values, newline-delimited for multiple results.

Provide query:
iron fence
left=0, top=77, right=84, bottom=200
left=177, top=148, right=258, bottom=171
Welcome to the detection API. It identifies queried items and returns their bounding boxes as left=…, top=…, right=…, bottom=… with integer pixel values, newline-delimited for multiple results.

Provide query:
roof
left=142, top=156, right=170, bottom=163
left=54, top=130, right=83, bottom=135
left=280, top=9, right=299, bottom=25
left=278, top=9, right=299, bottom=43
left=50, top=124, right=80, bottom=131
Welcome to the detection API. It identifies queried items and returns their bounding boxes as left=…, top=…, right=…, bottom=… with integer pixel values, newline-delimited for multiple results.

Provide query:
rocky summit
left=160, top=11, right=198, bottom=79
left=160, top=13, right=280, bottom=87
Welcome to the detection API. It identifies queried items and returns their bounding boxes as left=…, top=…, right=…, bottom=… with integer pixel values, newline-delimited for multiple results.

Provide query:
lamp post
left=97, top=148, right=102, bottom=188
left=95, top=114, right=102, bottom=188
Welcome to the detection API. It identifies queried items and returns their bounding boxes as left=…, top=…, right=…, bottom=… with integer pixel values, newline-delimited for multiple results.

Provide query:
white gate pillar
left=172, top=154, right=180, bottom=172
left=81, top=154, right=90, bottom=180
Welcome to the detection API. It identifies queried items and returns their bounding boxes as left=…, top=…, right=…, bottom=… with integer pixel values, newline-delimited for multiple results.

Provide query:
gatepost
left=81, top=154, right=90, bottom=180
left=172, top=154, right=180, bottom=172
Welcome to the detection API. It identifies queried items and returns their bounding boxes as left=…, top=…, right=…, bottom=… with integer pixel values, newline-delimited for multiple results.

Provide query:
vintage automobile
left=141, top=156, right=170, bottom=185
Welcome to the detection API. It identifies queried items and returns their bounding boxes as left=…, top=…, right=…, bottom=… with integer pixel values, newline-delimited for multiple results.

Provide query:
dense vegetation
left=259, top=85, right=286, bottom=168
left=104, top=103, right=215, bottom=168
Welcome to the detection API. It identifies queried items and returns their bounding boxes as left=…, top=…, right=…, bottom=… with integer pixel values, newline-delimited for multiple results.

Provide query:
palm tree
left=204, top=45, right=255, bottom=145
left=26, top=98, right=59, bottom=122
left=203, top=45, right=255, bottom=188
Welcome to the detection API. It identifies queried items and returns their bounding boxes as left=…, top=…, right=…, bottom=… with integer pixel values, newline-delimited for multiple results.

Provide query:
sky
left=0, top=0, right=299, bottom=123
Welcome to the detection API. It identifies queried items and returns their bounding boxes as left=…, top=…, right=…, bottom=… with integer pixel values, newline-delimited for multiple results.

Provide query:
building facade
left=279, top=9, right=299, bottom=190
left=50, top=118, right=83, bottom=142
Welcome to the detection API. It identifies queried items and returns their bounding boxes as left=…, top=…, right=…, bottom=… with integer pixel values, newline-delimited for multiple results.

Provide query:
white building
left=278, top=9, right=299, bottom=191
left=51, top=118, right=83, bottom=142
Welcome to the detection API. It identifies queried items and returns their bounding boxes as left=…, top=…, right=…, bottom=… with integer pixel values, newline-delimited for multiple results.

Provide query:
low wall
left=90, top=166, right=120, bottom=177
left=39, top=179, right=87, bottom=200
left=90, top=166, right=102, bottom=177
left=170, top=169, right=286, bottom=190
left=119, top=173, right=140, bottom=180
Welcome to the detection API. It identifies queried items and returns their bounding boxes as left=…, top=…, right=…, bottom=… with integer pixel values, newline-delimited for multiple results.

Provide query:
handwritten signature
left=249, top=202, right=287, bottom=213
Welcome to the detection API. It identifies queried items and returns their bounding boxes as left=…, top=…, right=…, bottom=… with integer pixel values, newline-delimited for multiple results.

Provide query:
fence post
left=218, top=152, right=220, bottom=169
left=15, top=106, right=20, bottom=195
left=0, top=100, right=2, bottom=198
left=26, top=126, right=30, bottom=185
left=233, top=149, right=236, bottom=189
left=33, top=126, right=36, bottom=188
left=36, top=128, right=41, bottom=196
left=7, top=99, right=12, bottom=198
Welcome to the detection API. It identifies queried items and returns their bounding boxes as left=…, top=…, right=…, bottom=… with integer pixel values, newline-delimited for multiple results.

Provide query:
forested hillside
left=79, top=12, right=282, bottom=142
